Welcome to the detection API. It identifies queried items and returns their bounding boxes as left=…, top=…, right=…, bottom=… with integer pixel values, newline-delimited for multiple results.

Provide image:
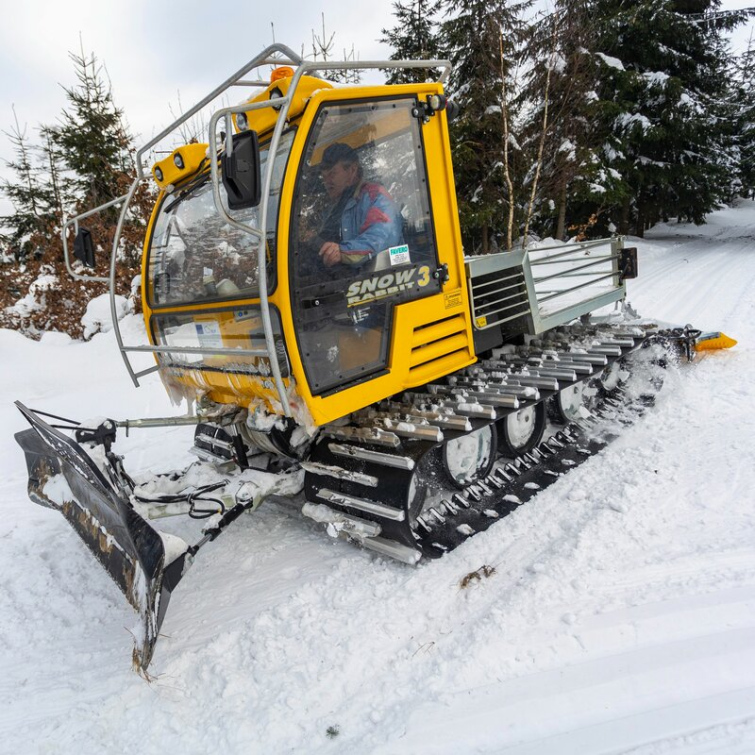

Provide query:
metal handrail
left=476, top=299, right=531, bottom=319
left=537, top=272, right=618, bottom=304
left=528, top=242, right=613, bottom=266
left=122, top=344, right=272, bottom=357
left=62, top=195, right=126, bottom=282
left=470, top=271, right=524, bottom=292
left=533, top=254, right=619, bottom=285
left=134, top=44, right=304, bottom=179
left=530, top=254, right=616, bottom=267
left=526, top=237, right=612, bottom=258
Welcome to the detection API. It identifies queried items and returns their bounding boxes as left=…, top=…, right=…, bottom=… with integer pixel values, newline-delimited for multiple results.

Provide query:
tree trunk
left=619, top=196, right=631, bottom=236
left=555, top=182, right=567, bottom=240
left=635, top=207, right=645, bottom=238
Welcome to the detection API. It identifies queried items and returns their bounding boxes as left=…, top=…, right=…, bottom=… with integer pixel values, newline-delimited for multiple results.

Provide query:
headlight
left=428, top=94, right=447, bottom=112
left=236, top=111, right=248, bottom=131
left=173, top=152, right=185, bottom=170
left=270, top=86, right=283, bottom=111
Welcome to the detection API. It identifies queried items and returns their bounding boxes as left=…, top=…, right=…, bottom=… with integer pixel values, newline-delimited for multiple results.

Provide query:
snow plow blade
left=14, top=402, right=190, bottom=671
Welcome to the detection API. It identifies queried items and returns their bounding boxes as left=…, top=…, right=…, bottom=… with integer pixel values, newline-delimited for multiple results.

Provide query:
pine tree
left=47, top=44, right=134, bottom=211
left=309, top=14, right=362, bottom=84
left=0, top=45, right=154, bottom=338
left=38, top=126, right=66, bottom=227
left=731, top=34, right=755, bottom=197
left=519, top=2, right=627, bottom=240
left=440, top=0, right=533, bottom=252
left=1, top=108, right=50, bottom=259
left=589, top=0, right=745, bottom=235
left=381, top=0, right=443, bottom=84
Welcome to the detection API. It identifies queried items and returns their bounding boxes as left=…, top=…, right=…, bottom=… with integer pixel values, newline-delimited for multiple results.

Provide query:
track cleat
left=505, top=462, right=522, bottom=477
left=495, top=468, right=514, bottom=483
left=442, top=498, right=459, bottom=515
left=452, top=493, right=471, bottom=509
left=538, top=442, right=556, bottom=456
left=414, top=515, right=432, bottom=533
left=428, top=507, right=446, bottom=524
left=465, top=485, right=483, bottom=502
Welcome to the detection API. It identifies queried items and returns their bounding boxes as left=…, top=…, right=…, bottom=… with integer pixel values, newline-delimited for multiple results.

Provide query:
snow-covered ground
left=1, top=202, right=754, bottom=755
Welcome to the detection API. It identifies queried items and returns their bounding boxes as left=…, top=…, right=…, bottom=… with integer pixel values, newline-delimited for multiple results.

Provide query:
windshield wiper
left=163, top=161, right=210, bottom=214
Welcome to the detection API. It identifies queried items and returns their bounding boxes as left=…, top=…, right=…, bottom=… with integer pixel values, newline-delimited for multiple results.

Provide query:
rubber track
left=302, top=324, right=656, bottom=561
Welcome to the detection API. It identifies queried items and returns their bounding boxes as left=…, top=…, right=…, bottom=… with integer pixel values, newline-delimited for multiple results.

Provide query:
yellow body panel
left=237, top=74, right=333, bottom=135
left=694, top=332, right=737, bottom=351
left=152, top=143, right=209, bottom=189
left=142, top=81, right=476, bottom=427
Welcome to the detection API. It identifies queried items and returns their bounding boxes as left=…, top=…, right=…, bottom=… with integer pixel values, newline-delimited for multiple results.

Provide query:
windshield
left=146, top=130, right=294, bottom=308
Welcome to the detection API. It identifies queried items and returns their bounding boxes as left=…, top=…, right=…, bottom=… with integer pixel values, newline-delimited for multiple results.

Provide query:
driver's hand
left=319, top=242, right=342, bottom=267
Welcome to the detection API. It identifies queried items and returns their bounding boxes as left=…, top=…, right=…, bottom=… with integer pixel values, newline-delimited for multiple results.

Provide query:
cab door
left=289, top=97, right=442, bottom=396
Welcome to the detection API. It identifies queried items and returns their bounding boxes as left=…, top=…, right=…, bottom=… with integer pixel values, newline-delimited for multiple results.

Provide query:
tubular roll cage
left=62, top=44, right=452, bottom=418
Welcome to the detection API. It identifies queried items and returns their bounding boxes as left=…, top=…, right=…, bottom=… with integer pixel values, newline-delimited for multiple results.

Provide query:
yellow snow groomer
left=14, top=44, right=735, bottom=669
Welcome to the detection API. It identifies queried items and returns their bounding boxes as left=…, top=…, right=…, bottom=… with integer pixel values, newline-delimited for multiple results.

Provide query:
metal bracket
left=619, top=246, right=638, bottom=282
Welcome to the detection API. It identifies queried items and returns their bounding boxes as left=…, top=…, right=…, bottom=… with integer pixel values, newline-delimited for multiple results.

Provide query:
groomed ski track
left=1, top=201, right=754, bottom=754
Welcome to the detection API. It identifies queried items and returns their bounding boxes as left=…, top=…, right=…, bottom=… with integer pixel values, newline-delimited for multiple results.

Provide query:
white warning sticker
left=195, top=320, right=222, bottom=348
left=388, top=244, right=410, bottom=266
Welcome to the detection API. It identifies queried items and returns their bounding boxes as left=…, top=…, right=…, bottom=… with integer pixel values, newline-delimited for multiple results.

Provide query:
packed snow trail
left=1, top=202, right=754, bottom=754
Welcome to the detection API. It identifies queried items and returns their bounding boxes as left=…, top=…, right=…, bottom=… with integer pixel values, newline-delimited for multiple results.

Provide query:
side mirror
left=221, top=130, right=261, bottom=210
left=73, top=227, right=96, bottom=268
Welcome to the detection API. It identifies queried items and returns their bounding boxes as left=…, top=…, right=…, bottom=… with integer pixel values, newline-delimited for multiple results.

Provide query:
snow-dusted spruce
left=380, top=0, right=444, bottom=85
left=439, top=0, right=533, bottom=253
left=732, top=33, right=755, bottom=197
left=589, top=0, right=747, bottom=236
left=519, top=0, right=626, bottom=241
left=0, top=45, right=152, bottom=339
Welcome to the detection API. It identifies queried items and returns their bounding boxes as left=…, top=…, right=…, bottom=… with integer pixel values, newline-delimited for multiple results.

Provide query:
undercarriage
left=14, top=319, right=689, bottom=669
left=300, top=320, right=667, bottom=563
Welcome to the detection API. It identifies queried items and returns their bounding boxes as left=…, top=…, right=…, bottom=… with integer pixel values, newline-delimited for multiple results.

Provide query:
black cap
left=321, top=142, right=358, bottom=168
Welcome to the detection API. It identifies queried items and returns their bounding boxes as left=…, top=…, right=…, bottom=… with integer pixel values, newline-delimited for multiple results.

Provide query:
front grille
left=408, top=315, right=469, bottom=376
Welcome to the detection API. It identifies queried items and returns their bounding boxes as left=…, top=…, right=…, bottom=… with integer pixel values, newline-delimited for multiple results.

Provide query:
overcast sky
left=1, top=0, right=753, bottom=217
left=0, top=0, right=402, bottom=162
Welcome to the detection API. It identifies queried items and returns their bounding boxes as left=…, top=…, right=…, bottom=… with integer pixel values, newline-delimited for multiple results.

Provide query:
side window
left=147, top=131, right=294, bottom=308
left=289, top=98, right=441, bottom=395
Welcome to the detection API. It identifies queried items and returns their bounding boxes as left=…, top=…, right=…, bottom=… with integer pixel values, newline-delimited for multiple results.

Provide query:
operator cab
left=141, top=67, right=473, bottom=425
left=289, top=96, right=442, bottom=394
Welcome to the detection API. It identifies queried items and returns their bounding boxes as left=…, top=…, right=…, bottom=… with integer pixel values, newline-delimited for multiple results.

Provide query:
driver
left=313, top=143, right=403, bottom=270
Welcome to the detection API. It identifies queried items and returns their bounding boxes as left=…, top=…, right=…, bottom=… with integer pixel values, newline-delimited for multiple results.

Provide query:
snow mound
left=7, top=271, right=58, bottom=318
left=81, top=293, right=132, bottom=340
